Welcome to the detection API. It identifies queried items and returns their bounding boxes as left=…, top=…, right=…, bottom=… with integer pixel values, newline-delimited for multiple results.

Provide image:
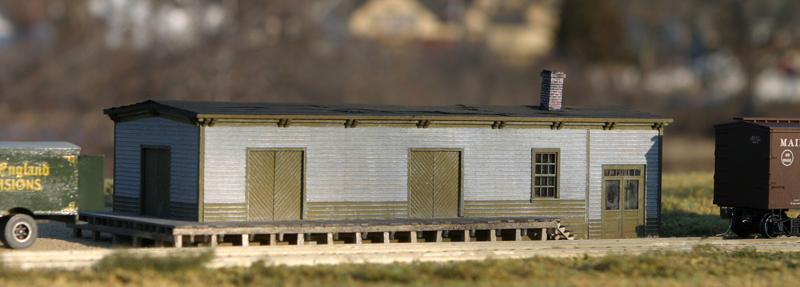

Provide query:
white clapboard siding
left=114, top=117, right=200, bottom=220
left=203, top=126, right=589, bottom=205
left=588, top=130, right=660, bottom=222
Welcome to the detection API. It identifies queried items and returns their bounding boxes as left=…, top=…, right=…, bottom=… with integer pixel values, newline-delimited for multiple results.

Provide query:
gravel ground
left=3, top=221, right=112, bottom=251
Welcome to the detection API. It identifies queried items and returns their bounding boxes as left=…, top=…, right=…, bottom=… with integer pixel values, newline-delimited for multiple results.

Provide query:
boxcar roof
left=105, top=100, right=672, bottom=124
left=716, top=118, right=800, bottom=130
left=0, top=142, right=80, bottom=150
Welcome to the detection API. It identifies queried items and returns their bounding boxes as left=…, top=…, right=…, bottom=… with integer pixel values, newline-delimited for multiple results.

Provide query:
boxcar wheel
left=759, top=214, right=781, bottom=239
left=2, top=214, right=37, bottom=249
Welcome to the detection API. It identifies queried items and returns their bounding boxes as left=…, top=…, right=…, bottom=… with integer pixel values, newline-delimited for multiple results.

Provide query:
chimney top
left=540, top=70, right=565, bottom=111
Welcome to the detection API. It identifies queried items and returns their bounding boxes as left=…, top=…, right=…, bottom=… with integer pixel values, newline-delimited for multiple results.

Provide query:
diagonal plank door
left=247, top=150, right=275, bottom=221
left=408, top=151, right=435, bottom=218
left=247, top=150, right=303, bottom=221
left=408, top=150, right=461, bottom=218
left=274, top=150, right=303, bottom=220
left=433, top=151, right=460, bottom=218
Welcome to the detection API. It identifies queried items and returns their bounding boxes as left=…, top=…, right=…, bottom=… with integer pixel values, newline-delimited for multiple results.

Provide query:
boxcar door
left=247, top=149, right=303, bottom=221
left=141, top=147, right=170, bottom=218
left=408, top=150, right=461, bottom=218
left=601, top=165, right=645, bottom=238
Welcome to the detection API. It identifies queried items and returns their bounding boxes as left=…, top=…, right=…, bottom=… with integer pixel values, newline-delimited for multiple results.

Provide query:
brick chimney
left=540, top=70, right=565, bottom=111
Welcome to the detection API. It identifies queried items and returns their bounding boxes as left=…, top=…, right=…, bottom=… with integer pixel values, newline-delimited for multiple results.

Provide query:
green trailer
left=0, top=142, right=104, bottom=249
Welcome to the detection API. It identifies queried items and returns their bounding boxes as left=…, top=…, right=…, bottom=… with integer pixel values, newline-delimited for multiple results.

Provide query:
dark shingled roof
left=104, top=100, right=672, bottom=122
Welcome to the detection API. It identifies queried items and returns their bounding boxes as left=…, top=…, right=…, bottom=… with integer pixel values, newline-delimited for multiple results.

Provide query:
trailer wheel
left=1, top=214, right=37, bottom=249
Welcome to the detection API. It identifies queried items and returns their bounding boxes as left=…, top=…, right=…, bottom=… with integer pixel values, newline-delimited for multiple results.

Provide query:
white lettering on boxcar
left=782, top=149, right=794, bottom=166
left=781, top=138, right=800, bottom=147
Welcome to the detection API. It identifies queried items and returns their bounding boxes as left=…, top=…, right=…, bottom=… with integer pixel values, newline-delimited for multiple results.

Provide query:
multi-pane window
left=533, top=149, right=559, bottom=198
left=603, top=169, right=641, bottom=177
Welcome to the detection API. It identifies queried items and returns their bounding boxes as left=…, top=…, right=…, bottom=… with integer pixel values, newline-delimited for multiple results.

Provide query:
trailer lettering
left=0, top=179, right=42, bottom=191
left=0, top=162, right=49, bottom=191
left=0, top=162, right=50, bottom=177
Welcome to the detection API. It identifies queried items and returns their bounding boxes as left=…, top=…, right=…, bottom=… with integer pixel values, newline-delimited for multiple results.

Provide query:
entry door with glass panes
left=601, top=165, right=645, bottom=238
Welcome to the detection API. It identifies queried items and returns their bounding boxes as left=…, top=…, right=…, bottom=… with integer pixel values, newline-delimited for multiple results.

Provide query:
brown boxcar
left=715, top=117, right=800, bottom=238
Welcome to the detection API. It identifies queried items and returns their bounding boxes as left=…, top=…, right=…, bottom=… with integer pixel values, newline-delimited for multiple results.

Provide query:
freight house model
left=104, top=71, right=671, bottom=239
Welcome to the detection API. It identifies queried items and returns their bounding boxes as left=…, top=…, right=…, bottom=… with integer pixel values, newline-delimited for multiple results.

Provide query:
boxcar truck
left=0, top=142, right=104, bottom=248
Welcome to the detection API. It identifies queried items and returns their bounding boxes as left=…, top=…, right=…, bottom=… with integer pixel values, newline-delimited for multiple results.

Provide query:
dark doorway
left=141, top=147, right=170, bottom=218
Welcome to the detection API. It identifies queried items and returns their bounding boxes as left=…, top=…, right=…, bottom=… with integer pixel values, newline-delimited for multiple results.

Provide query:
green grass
left=660, top=172, right=730, bottom=237
left=3, top=246, right=800, bottom=286
left=94, top=250, right=214, bottom=273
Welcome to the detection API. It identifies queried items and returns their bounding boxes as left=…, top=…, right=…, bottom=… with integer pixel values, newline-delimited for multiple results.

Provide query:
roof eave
left=105, top=100, right=200, bottom=124
left=195, top=113, right=672, bottom=123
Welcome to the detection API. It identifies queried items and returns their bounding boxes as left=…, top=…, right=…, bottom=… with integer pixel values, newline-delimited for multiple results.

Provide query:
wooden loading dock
left=69, top=212, right=569, bottom=248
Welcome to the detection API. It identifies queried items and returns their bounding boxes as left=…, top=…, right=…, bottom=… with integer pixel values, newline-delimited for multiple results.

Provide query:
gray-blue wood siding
left=203, top=126, right=590, bottom=205
left=588, top=130, right=661, bottom=225
left=113, top=117, right=199, bottom=220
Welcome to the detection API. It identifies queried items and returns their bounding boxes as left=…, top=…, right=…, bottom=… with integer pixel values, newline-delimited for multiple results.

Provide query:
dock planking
left=69, top=212, right=567, bottom=248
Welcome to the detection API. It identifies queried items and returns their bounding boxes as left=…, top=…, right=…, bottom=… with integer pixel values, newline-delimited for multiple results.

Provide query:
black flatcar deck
left=68, top=212, right=567, bottom=248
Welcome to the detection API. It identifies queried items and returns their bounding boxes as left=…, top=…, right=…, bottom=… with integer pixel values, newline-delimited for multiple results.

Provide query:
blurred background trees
left=2, top=0, right=800, bottom=173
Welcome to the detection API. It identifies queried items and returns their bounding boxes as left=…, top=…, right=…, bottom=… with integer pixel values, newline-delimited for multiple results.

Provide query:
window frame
left=532, top=148, right=560, bottom=200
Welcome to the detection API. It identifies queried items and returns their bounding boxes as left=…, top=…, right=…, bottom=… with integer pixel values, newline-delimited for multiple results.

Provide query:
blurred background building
left=2, top=0, right=800, bottom=173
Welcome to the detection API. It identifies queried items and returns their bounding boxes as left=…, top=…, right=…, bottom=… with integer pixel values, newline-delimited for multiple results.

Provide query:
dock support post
left=383, top=231, right=390, bottom=244
left=436, top=230, right=442, bottom=243
left=297, top=233, right=304, bottom=245
left=540, top=228, right=547, bottom=241
left=515, top=229, right=522, bottom=241
left=355, top=232, right=362, bottom=245
left=490, top=229, right=496, bottom=242
left=269, top=234, right=277, bottom=246
left=410, top=231, right=417, bottom=243
left=464, top=230, right=470, bottom=242
left=132, top=237, right=141, bottom=247
left=210, top=234, right=218, bottom=247
left=174, top=235, right=183, bottom=248
left=241, top=234, right=249, bottom=247
left=327, top=233, right=334, bottom=245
